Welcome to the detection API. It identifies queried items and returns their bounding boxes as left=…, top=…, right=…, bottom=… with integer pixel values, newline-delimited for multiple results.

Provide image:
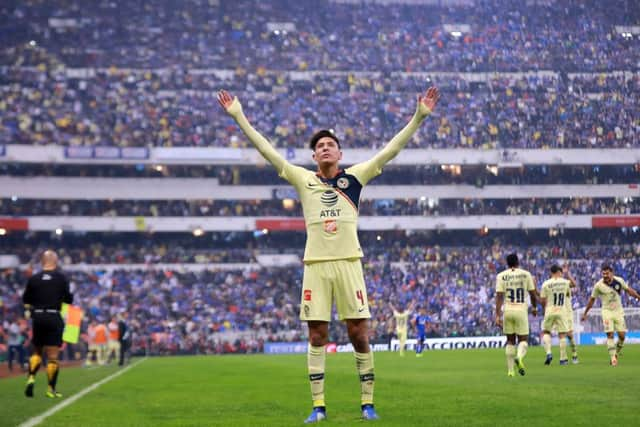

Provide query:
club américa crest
left=337, top=177, right=349, bottom=189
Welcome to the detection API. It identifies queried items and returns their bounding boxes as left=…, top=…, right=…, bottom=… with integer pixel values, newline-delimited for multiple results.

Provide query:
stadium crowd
left=2, top=163, right=640, bottom=186
left=1, top=196, right=638, bottom=218
left=2, top=234, right=640, bottom=355
left=2, top=0, right=638, bottom=71
left=1, top=68, right=638, bottom=149
left=5, top=236, right=257, bottom=266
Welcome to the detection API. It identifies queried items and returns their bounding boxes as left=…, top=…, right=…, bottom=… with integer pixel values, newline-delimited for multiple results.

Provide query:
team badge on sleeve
left=337, top=177, right=350, bottom=189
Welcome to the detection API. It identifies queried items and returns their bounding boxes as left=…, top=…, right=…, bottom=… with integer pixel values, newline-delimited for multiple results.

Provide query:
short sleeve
left=616, top=276, right=629, bottom=290
left=590, top=282, right=601, bottom=298
left=527, top=273, right=535, bottom=291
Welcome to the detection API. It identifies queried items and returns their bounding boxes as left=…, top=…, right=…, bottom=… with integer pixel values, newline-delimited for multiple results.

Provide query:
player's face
left=313, top=137, right=342, bottom=166
left=602, top=269, right=613, bottom=283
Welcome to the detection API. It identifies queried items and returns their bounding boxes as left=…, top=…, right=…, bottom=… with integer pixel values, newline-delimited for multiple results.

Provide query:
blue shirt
left=415, top=315, right=432, bottom=334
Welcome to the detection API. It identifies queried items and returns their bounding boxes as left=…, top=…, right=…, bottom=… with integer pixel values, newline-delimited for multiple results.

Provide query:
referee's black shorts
left=32, top=313, right=64, bottom=347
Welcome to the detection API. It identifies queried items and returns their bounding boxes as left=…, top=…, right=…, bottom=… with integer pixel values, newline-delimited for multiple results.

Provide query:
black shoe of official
left=25, top=378, right=35, bottom=398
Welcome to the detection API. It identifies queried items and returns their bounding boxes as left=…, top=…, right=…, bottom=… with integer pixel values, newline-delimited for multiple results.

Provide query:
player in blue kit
left=413, top=307, right=432, bottom=357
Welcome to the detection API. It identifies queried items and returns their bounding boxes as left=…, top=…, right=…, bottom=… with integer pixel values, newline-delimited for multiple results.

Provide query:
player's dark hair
left=309, top=129, right=340, bottom=150
left=506, top=253, right=519, bottom=268
left=550, top=264, right=562, bottom=274
left=601, top=264, right=613, bottom=272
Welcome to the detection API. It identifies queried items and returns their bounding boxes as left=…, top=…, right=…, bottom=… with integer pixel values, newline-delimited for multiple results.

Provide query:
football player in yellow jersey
left=495, top=253, right=538, bottom=377
left=218, top=87, right=440, bottom=422
left=540, top=265, right=576, bottom=366
left=390, top=301, right=414, bottom=356
left=560, top=264, right=579, bottom=364
left=582, top=264, right=640, bottom=366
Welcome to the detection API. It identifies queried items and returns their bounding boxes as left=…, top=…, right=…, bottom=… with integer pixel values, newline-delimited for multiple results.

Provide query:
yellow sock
left=307, top=345, right=326, bottom=408
left=607, top=338, right=616, bottom=359
left=543, top=334, right=552, bottom=354
left=46, top=361, right=59, bottom=390
left=29, top=354, right=42, bottom=376
left=505, top=344, right=516, bottom=372
left=517, top=341, right=528, bottom=361
left=559, top=337, right=567, bottom=361
left=354, top=351, right=374, bottom=405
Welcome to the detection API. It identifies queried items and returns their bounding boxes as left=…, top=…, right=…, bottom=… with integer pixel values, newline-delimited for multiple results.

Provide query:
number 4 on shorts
left=356, top=290, right=365, bottom=306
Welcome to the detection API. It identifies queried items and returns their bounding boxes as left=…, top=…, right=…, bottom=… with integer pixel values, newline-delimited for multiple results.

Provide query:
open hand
left=217, top=89, right=244, bottom=119
left=217, top=90, right=235, bottom=111
left=418, top=86, right=440, bottom=115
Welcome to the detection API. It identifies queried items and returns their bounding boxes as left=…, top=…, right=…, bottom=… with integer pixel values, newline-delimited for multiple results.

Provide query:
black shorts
left=32, top=313, right=64, bottom=347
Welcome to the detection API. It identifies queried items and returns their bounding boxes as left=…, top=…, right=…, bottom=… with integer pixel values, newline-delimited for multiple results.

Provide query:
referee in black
left=118, top=312, right=130, bottom=366
left=23, top=250, right=73, bottom=398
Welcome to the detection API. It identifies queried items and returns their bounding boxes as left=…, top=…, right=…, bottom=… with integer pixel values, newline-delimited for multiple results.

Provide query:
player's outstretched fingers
left=420, top=86, right=440, bottom=111
left=426, top=87, right=435, bottom=99
left=217, top=91, right=226, bottom=109
left=428, top=87, right=440, bottom=103
left=217, top=90, right=234, bottom=110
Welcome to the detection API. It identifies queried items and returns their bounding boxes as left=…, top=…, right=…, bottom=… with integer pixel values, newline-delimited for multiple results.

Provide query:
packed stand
left=2, top=163, right=640, bottom=186
left=1, top=0, right=638, bottom=71
left=1, top=67, right=639, bottom=149
left=2, top=233, right=640, bottom=354
left=1, top=196, right=639, bottom=218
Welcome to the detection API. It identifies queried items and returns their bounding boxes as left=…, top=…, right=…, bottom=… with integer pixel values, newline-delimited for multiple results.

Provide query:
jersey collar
left=316, top=169, right=343, bottom=181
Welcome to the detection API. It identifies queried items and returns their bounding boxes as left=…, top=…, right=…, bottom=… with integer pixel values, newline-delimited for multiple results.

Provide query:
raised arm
left=370, top=87, right=440, bottom=166
left=217, top=90, right=287, bottom=173
left=564, top=264, right=577, bottom=288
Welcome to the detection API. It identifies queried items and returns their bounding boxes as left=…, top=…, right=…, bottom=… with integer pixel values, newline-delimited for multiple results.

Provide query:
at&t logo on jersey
left=319, top=190, right=342, bottom=219
left=320, top=190, right=338, bottom=207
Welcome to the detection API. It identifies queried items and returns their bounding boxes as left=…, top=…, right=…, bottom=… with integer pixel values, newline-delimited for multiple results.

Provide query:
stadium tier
left=2, top=163, right=640, bottom=184
left=1, top=196, right=639, bottom=217
left=1, top=70, right=639, bottom=148
left=1, top=0, right=638, bottom=70
left=2, top=231, right=640, bottom=354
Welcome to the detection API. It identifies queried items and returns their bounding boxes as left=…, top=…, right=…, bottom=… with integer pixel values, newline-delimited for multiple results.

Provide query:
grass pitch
left=2, top=345, right=639, bottom=426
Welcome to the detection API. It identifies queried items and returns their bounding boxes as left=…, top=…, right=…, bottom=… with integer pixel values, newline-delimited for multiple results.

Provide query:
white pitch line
left=18, top=358, right=147, bottom=427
